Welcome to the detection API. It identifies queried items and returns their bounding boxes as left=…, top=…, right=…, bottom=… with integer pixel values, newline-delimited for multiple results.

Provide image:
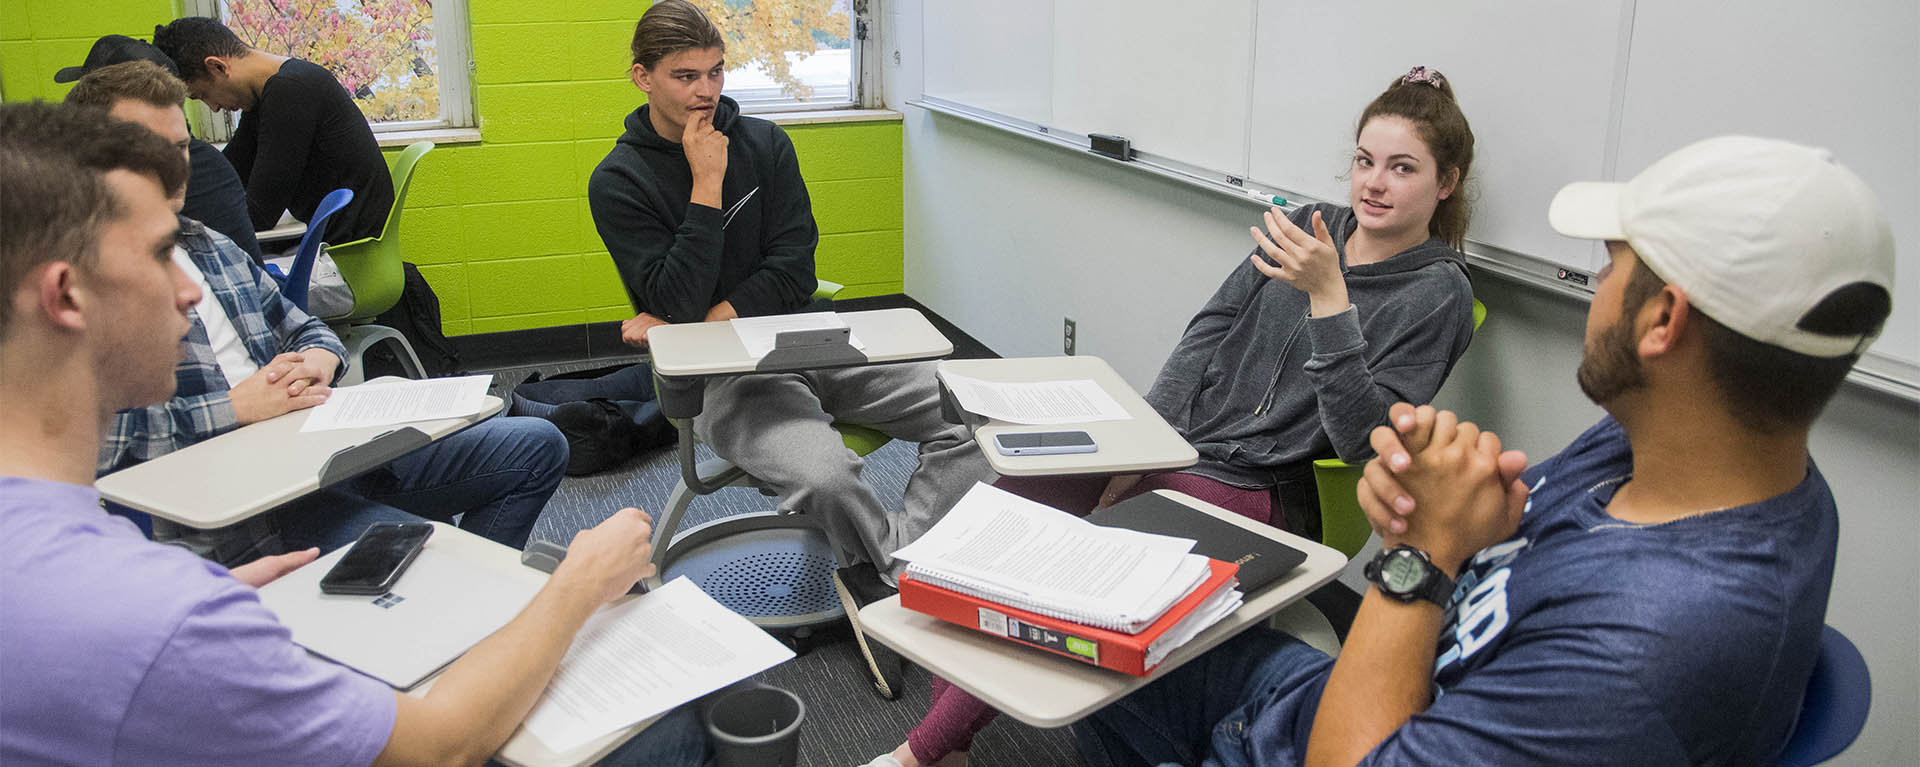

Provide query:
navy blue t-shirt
left=1319, top=417, right=1835, bottom=766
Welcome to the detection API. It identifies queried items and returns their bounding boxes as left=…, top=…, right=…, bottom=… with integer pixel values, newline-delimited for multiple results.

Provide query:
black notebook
left=1087, top=491, right=1308, bottom=592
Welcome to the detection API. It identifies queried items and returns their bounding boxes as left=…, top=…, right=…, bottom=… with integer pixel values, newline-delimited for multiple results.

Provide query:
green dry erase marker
left=1239, top=188, right=1288, bottom=207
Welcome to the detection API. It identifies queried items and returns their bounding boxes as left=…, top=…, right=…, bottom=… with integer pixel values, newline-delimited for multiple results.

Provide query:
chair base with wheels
left=641, top=281, right=910, bottom=697
left=647, top=421, right=893, bottom=631
left=335, top=324, right=427, bottom=386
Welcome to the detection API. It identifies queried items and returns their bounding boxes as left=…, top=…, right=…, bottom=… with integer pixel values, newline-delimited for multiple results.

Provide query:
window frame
left=728, top=0, right=881, bottom=115
left=181, top=0, right=475, bottom=142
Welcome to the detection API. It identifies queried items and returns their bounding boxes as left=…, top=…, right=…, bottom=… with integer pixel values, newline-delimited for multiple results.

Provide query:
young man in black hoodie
left=586, top=0, right=992, bottom=697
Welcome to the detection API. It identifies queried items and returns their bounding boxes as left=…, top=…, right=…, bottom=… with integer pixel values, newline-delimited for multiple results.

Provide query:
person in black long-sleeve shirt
left=155, top=17, right=393, bottom=243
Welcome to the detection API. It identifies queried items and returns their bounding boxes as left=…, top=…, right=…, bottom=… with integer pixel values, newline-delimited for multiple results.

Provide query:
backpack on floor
left=370, top=261, right=462, bottom=377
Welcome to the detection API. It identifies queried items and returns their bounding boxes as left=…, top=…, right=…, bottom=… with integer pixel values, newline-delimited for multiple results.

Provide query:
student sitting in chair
left=54, top=35, right=263, bottom=263
left=154, top=16, right=393, bottom=245
left=1078, top=136, right=1891, bottom=766
left=547, top=0, right=994, bottom=693
left=0, top=101, right=708, bottom=767
left=67, top=64, right=566, bottom=558
left=873, top=67, right=1481, bottom=767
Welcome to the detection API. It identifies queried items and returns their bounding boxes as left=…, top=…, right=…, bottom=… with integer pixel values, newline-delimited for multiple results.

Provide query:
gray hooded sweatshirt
left=1144, top=203, right=1475, bottom=488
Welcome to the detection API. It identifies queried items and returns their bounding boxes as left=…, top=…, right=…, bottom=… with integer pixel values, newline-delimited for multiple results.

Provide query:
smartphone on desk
left=319, top=522, right=434, bottom=596
left=993, top=430, right=1098, bottom=456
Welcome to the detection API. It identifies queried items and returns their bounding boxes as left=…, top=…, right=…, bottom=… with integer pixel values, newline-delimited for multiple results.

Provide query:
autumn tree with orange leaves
left=694, top=0, right=850, bottom=99
left=223, top=0, right=439, bottom=122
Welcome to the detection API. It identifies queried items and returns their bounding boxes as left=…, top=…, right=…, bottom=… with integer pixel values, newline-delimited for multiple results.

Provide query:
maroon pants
left=906, top=472, right=1282, bottom=763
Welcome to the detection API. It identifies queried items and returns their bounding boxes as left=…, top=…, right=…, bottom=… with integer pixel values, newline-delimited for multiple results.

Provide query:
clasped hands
left=231, top=348, right=339, bottom=425
left=1358, top=403, right=1531, bottom=578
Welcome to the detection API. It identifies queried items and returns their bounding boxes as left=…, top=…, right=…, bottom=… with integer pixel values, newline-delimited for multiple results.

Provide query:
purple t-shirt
left=0, top=476, right=395, bottom=766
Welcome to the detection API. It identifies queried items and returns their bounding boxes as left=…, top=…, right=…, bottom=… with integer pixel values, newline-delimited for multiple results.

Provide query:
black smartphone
left=319, top=522, right=434, bottom=596
left=993, top=430, right=1098, bottom=456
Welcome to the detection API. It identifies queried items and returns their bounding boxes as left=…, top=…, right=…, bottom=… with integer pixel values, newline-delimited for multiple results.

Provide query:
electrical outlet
left=1064, top=318, right=1077, bottom=356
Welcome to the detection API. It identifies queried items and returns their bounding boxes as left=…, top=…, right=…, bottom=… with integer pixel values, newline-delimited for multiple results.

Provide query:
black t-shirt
left=183, top=138, right=262, bottom=263
left=224, top=58, right=393, bottom=243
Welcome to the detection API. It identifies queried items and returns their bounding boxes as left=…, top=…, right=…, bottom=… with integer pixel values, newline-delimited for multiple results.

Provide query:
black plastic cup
left=703, top=685, right=805, bottom=767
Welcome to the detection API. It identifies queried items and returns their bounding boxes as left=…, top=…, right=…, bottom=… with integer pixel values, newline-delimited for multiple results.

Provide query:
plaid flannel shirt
left=98, top=217, right=348, bottom=475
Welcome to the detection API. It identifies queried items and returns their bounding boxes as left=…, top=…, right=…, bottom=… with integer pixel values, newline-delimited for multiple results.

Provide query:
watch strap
left=1365, top=545, right=1455, bottom=608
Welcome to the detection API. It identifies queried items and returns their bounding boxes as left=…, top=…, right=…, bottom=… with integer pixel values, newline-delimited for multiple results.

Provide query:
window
left=696, top=0, right=874, bottom=111
left=182, top=0, right=473, bottom=139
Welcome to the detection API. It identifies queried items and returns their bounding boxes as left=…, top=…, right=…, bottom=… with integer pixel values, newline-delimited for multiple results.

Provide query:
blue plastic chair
left=1778, top=626, right=1872, bottom=766
left=265, top=188, right=354, bottom=312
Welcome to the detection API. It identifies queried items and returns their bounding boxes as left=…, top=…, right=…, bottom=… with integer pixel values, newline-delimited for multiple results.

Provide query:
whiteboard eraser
left=1089, top=133, right=1132, bottom=161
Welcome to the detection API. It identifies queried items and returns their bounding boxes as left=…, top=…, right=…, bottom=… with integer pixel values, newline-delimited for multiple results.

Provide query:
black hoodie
left=588, top=96, right=818, bottom=322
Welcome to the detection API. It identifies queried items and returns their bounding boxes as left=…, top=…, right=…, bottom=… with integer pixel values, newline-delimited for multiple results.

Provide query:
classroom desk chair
left=264, top=187, right=353, bottom=312
left=1778, top=626, right=1872, bottom=766
left=644, top=280, right=894, bottom=642
left=324, top=141, right=432, bottom=386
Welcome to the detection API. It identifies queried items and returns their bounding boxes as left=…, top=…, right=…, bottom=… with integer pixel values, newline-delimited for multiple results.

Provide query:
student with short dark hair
left=56, top=36, right=263, bottom=262
left=0, top=101, right=706, bottom=767
left=153, top=16, right=394, bottom=243
left=1076, top=136, right=1893, bottom=766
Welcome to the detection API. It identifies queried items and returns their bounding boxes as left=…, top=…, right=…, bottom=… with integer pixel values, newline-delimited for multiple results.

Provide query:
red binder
left=898, top=558, right=1239, bottom=676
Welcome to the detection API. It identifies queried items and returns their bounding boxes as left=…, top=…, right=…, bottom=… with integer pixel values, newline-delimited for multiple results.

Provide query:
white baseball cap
left=1549, top=136, right=1895, bottom=358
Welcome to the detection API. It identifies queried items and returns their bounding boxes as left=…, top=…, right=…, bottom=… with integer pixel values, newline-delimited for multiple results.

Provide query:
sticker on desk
left=990, top=613, right=1099, bottom=665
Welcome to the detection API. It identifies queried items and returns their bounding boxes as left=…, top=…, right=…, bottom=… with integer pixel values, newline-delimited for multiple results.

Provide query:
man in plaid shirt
left=82, top=66, right=566, bottom=561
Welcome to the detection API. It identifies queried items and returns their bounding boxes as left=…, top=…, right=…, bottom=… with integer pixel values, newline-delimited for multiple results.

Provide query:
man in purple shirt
left=0, top=102, right=707, bottom=765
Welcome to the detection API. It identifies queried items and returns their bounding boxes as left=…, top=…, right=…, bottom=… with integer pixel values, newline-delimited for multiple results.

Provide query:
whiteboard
left=913, top=0, right=1920, bottom=395
left=922, top=0, right=1053, bottom=127
left=1615, top=0, right=1920, bottom=371
left=1051, top=0, right=1258, bottom=176
left=1247, top=0, right=1632, bottom=275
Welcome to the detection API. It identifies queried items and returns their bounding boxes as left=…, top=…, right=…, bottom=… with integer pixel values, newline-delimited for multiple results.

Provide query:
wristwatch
left=1364, top=545, right=1455, bottom=607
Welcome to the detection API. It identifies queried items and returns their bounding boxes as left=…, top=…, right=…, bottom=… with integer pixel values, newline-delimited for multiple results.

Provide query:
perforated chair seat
left=646, top=279, right=898, bottom=632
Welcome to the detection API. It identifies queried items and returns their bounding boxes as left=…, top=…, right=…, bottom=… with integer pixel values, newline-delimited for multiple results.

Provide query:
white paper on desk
left=521, top=577, right=795, bottom=753
left=940, top=373, right=1131, bottom=425
left=729, top=312, right=866, bottom=358
left=300, top=374, right=492, bottom=432
left=893, top=483, right=1199, bottom=624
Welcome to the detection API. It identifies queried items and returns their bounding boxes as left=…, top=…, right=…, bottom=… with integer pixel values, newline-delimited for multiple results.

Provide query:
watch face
left=1381, top=551, right=1428, bottom=592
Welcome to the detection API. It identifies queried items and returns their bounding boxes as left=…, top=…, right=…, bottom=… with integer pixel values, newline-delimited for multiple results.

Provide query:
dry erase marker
left=1240, top=188, right=1288, bottom=207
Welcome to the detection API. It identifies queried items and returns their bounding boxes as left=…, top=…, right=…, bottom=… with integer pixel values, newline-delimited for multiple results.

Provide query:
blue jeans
left=480, top=703, right=710, bottom=767
left=598, top=704, right=713, bottom=766
left=277, top=415, right=567, bottom=551
left=1073, top=628, right=1335, bottom=767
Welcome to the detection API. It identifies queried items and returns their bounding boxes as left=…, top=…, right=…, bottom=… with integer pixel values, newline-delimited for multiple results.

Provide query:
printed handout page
left=940, top=373, right=1131, bottom=425
left=300, top=374, right=492, bottom=432
left=729, top=312, right=866, bottom=358
left=521, top=578, right=796, bottom=753
left=893, top=483, right=1203, bottom=625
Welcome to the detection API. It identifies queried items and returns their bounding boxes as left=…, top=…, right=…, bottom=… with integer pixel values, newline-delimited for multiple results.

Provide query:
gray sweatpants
left=695, top=361, right=995, bottom=571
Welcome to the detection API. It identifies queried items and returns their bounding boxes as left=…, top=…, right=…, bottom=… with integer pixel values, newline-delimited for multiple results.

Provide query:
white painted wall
left=886, top=4, right=1919, bottom=760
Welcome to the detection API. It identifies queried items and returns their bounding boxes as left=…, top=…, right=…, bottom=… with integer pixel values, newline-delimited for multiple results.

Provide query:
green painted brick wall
left=0, top=0, right=906, bottom=338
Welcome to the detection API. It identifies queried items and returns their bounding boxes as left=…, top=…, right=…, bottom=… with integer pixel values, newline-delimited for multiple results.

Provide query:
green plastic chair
left=326, top=141, right=434, bottom=385
left=1312, top=298, right=1487, bottom=559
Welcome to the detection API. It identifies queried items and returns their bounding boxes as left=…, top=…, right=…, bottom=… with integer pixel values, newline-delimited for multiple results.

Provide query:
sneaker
left=834, top=562, right=906, bottom=700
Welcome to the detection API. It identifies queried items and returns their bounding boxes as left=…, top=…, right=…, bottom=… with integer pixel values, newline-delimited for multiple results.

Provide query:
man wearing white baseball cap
left=1071, top=136, right=1893, bottom=766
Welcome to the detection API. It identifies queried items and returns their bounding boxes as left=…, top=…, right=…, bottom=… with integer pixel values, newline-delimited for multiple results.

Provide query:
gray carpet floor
left=484, top=361, right=1086, bottom=767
